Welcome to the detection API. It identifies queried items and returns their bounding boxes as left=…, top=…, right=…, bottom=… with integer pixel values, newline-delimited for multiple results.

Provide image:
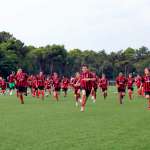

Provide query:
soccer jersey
left=52, top=77, right=61, bottom=89
left=135, top=77, right=142, bottom=88
left=15, top=73, right=28, bottom=87
left=142, top=75, right=150, bottom=92
left=116, top=76, right=127, bottom=90
left=99, top=78, right=108, bottom=89
left=45, top=79, right=51, bottom=89
left=80, top=71, right=95, bottom=90
left=127, top=77, right=134, bottom=88
left=37, top=75, right=45, bottom=87
left=8, top=74, right=15, bottom=83
left=62, top=78, right=69, bottom=89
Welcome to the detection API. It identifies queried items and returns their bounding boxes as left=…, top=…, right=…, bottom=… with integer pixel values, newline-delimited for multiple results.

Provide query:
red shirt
left=80, top=71, right=95, bottom=90
left=99, top=78, right=108, bottom=89
left=45, top=79, right=51, bottom=89
left=8, top=74, right=15, bottom=83
left=37, top=75, right=45, bottom=87
left=116, top=76, right=127, bottom=89
left=91, top=74, right=98, bottom=89
left=1, top=80, right=7, bottom=89
left=73, top=77, right=81, bottom=90
left=15, top=73, right=28, bottom=87
left=127, top=77, right=134, bottom=88
left=28, top=76, right=34, bottom=87
left=62, top=78, right=69, bottom=89
left=0, top=79, right=2, bottom=87
left=32, top=78, right=38, bottom=88
left=52, top=77, right=61, bottom=89
left=142, top=75, right=150, bottom=92
left=135, top=77, right=142, bottom=88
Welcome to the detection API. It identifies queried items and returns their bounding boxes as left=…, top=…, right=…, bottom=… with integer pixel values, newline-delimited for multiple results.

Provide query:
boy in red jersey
left=0, top=77, right=7, bottom=95
left=135, top=75, right=142, bottom=96
left=141, top=68, right=150, bottom=109
left=80, top=65, right=96, bottom=112
left=7, top=71, right=15, bottom=95
left=31, top=76, right=38, bottom=97
left=61, top=76, right=70, bottom=97
left=27, top=75, right=34, bottom=95
left=37, top=72, right=45, bottom=100
left=15, top=69, right=28, bottom=104
left=45, top=77, right=52, bottom=97
left=99, top=74, right=108, bottom=99
left=127, top=73, right=134, bottom=100
left=72, top=72, right=81, bottom=106
left=116, top=72, right=127, bottom=104
left=52, top=72, right=61, bottom=101
left=90, top=72, right=98, bottom=103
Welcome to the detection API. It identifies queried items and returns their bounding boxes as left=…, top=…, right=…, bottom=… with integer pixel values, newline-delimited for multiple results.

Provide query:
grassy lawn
left=0, top=87, right=149, bottom=150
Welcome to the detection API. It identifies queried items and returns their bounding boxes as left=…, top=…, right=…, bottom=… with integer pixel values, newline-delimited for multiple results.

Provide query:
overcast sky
left=0, top=0, right=150, bottom=52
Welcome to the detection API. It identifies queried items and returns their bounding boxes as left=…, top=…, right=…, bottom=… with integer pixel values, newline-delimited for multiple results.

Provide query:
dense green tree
left=0, top=31, right=150, bottom=79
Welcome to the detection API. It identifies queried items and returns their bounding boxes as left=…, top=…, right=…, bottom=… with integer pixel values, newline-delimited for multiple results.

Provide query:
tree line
left=0, top=31, right=150, bottom=79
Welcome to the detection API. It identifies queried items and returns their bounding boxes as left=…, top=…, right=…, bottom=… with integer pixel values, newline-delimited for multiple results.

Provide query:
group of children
left=0, top=65, right=150, bottom=112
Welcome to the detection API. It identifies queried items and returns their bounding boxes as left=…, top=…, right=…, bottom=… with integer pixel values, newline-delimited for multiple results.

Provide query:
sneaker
left=75, top=102, right=78, bottom=107
left=80, top=107, right=84, bottom=112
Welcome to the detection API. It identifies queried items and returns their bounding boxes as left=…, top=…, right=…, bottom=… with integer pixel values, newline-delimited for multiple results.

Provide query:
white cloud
left=0, top=0, right=150, bottom=52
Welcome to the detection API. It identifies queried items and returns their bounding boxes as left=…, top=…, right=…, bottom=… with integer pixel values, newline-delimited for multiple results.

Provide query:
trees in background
left=0, top=31, right=150, bottom=78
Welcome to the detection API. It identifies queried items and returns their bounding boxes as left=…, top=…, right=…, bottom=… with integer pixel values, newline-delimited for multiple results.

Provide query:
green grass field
left=0, top=87, right=150, bottom=150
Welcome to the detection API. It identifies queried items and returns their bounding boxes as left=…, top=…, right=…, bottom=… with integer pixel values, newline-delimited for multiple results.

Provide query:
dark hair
left=82, top=64, right=88, bottom=68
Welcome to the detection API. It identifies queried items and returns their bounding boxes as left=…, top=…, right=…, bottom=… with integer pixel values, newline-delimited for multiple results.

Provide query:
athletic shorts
left=9, top=83, right=15, bottom=89
left=62, top=88, right=68, bottom=92
left=145, top=92, right=150, bottom=96
left=128, top=87, right=134, bottom=91
left=18, top=86, right=26, bottom=93
left=54, top=87, right=61, bottom=92
left=1, top=87, right=6, bottom=90
left=118, top=88, right=126, bottom=93
left=94, top=88, right=97, bottom=92
left=38, top=86, right=44, bottom=90
left=33, top=87, right=38, bottom=91
left=74, top=89, right=80, bottom=95
left=81, top=89, right=91, bottom=98
left=102, top=88, right=107, bottom=92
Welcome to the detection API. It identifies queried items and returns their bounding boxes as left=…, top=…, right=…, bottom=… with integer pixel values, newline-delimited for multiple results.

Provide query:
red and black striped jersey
left=99, top=78, right=108, bottom=89
left=62, top=78, right=69, bottom=89
left=142, top=75, right=150, bottom=92
left=127, top=77, right=134, bottom=88
left=116, top=76, right=127, bottom=89
left=72, top=77, right=81, bottom=90
left=80, top=71, right=95, bottom=90
left=37, top=75, right=45, bottom=87
left=8, top=74, right=15, bottom=83
left=52, top=77, right=61, bottom=89
left=135, top=77, right=142, bottom=88
left=15, top=73, right=28, bottom=87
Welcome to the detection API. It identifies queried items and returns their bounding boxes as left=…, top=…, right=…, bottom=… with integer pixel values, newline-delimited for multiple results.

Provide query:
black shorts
left=94, top=88, right=97, bottom=92
left=18, top=86, right=26, bottom=93
left=62, top=88, right=68, bottom=92
left=82, top=89, right=91, bottom=98
left=118, top=88, right=126, bottom=93
left=54, top=87, right=61, bottom=92
left=128, top=87, right=134, bottom=91
left=38, top=86, right=44, bottom=90
left=145, top=92, right=150, bottom=96
left=102, top=88, right=107, bottom=92
left=1, top=87, right=6, bottom=90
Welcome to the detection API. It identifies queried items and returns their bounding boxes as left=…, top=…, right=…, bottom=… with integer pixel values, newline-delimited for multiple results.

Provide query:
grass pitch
left=0, top=87, right=150, bottom=150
